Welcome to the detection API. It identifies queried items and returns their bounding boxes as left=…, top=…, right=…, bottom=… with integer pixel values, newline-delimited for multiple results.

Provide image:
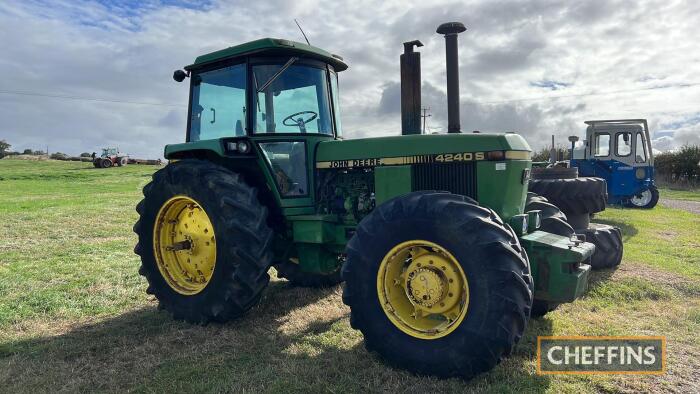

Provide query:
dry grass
left=1, top=160, right=699, bottom=393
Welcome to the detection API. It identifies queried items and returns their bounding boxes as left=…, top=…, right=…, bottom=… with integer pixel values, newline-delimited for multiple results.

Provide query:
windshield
left=189, top=63, right=247, bottom=141
left=253, top=64, right=332, bottom=134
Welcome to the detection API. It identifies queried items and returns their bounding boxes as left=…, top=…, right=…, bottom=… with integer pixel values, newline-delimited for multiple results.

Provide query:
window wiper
left=257, top=57, right=298, bottom=93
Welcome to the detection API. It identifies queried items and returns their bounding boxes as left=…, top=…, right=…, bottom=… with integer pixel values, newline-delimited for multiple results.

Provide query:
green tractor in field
left=134, top=22, right=594, bottom=378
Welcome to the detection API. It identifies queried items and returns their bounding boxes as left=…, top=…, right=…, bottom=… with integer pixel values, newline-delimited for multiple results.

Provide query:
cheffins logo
left=537, top=336, right=665, bottom=375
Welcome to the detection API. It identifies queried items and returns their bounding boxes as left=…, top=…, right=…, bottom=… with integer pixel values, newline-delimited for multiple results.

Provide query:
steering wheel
left=282, top=111, right=318, bottom=132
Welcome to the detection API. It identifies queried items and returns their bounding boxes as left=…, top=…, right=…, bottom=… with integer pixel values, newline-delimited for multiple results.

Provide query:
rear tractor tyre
left=531, top=166, right=578, bottom=180
left=133, top=159, right=273, bottom=323
left=342, top=191, right=533, bottom=378
left=531, top=300, right=560, bottom=318
left=101, top=158, right=113, bottom=168
left=524, top=192, right=574, bottom=237
left=626, top=185, right=659, bottom=209
left=275, top=260, right=343, bottom=287
left=528, top=177, right=607, bottom=215
left=582, top=223, right=623, bottom=269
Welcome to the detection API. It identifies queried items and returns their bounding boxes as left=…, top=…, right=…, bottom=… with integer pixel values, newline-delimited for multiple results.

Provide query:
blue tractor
left=570, top=119, right=659, bottom=209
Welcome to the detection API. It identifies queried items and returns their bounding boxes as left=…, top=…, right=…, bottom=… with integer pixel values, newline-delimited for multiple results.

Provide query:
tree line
left=654, top=145, right=700, bottom=186
left=0, top=139, right=92, bottom=160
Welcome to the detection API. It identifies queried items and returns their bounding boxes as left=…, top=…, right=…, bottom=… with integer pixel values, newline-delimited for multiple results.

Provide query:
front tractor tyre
left=133, top=159, right=273, bottom=323
left=626, top=185, right=659, bottom=209
left=524, top=192, right=574, bottom=237
left=582, top=223, right=623, bottom=269
left=342, top=191, right=533, bottom=378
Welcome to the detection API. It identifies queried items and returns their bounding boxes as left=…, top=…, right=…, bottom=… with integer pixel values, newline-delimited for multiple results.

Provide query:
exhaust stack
left=400, top=40, right=423, bottom=135
left=437, top=22, right=466, bottom=133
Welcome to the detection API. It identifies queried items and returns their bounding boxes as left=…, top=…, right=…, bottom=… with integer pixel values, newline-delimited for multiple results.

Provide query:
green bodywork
left=521, top=231, right=592, bottom=302
left=187, top=38, right=348, bottom=72
left=164, top=38, right=593, bottom=305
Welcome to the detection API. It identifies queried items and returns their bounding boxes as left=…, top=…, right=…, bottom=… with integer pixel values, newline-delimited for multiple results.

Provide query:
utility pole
left=421, top=107, right=432, bottom=134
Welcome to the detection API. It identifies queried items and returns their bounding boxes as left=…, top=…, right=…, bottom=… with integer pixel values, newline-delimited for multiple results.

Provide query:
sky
left=1, top=0, right=699, bottom=159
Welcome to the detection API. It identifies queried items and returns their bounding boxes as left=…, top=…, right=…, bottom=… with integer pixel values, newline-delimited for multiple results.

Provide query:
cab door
left=631, top=130, right=653, bottom=183
left=584, top=131, right=612, bottom=179
left=610, top=131, right=637, bottom=197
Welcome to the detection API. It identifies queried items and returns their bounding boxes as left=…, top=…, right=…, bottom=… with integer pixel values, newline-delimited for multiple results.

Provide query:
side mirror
left=173, top=70, right=188, bottom=82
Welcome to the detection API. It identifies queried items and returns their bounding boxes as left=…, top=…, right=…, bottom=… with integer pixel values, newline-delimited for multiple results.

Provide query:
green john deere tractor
left=134, top=22, right=594, bottom=378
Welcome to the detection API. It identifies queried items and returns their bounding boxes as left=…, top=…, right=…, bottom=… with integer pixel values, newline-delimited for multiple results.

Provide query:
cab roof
left=186, top=38, right=348, bottom=72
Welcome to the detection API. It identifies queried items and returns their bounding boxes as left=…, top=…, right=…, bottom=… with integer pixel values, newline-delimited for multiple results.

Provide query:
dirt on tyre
left=524, top=192, right=574, bottom=237
left=342, top=191, right=533, bottom=378
left=528, top=177, right=607, bottom=215
left=582, top=223, right=623, bottom=269
left=133, top=159, right=273, bottom=323
left=275, top=260, right=343, bottom=287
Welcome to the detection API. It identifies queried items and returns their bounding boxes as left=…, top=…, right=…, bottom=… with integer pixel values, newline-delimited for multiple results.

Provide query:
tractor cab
left=170, top=38, right=346, bottom=202
left=570, top=119, right=658, bottom=207
left=101, top=147, right=119, bottom=157
left=183, top=39, right=345, bottom=141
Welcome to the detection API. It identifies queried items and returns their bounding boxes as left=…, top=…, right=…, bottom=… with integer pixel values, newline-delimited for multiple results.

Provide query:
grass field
left=658, top=186, right=700, bottom=202
left=1, top=159, right=699, bottom=393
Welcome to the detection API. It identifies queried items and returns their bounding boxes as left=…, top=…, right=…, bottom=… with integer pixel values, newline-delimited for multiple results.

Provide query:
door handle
left=210, top=108, right=216, bottom=124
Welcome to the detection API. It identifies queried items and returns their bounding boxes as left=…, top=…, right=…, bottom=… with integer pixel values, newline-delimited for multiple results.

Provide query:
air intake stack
left=437, top=22, right=466, bottom=134
left=400, top=40, right=423, bottom=135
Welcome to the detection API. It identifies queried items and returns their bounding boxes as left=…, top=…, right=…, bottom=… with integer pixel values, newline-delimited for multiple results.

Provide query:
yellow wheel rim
left=377, top=240, right=469, bottom=340
left=152, top=196, right=216, bottom=295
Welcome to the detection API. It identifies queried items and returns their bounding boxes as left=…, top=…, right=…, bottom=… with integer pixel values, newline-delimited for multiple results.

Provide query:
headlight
left=236, top=141, right=251, bottom=154
left=527, top=210, right=541, bottom=232
left=509, top=214, right=529, bottom=235
left=635, top=167, right=646, bottom=179
left=226, top=140, right=252, bottom=154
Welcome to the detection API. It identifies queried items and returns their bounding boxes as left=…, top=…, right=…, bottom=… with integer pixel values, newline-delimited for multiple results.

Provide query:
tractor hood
left=315, top=133, right=531, bottom=168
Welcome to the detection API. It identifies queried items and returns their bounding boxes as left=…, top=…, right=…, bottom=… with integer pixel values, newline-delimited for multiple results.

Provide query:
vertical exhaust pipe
left=400, top=40, right=423, bottom=135
left=437, top=22, right=466, bottom=133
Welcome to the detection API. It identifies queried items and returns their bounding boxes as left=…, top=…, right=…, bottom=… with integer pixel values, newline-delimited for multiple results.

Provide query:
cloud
left=0, top=0, right=699, bottom=159
left=530, top=80, right=571, bottom=90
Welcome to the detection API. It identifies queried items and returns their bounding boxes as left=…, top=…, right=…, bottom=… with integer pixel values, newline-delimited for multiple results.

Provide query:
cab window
left=258, top=142, right=308, bottom=197
left=594, top=133, right=610, bottom=157
left=635, top=132, right=648, bottom=163
left=253, top=63, right=332, bottom=134
left=615, top=132, right=632, bottom=156
left=189, top=64, right=247, bottom=141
